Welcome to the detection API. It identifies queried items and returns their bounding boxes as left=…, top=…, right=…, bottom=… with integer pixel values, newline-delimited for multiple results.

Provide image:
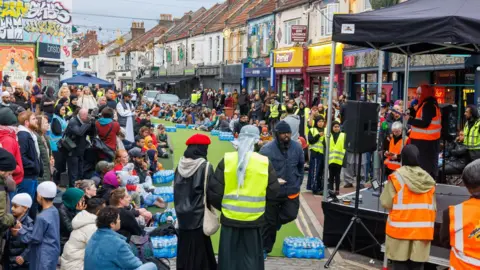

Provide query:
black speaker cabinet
left=439, top=104, right=458, bottom=141
left=344, top=101, right=379, bottom=153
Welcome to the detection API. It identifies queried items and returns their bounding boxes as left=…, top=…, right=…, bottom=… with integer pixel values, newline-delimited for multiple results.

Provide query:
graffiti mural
left=0, top=0, right=72, bottom=45
left=248, top=15, right=274, bottom=61
left=0, top=45, right=36, bottom=87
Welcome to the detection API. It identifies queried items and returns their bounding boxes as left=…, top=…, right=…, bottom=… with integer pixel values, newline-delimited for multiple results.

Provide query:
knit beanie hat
left=62, top=188, right=85, bottom=210
left=274, top=121, right=292, bottom=134
left=0, top=107, right=17, bottom=125
left=0, top=148, right=16, bottom=171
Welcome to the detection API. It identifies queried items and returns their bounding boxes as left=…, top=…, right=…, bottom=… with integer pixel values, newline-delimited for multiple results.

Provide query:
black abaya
left=177, top=227, right=217, bottom=270
left=218, top=225, right=264, bottom=270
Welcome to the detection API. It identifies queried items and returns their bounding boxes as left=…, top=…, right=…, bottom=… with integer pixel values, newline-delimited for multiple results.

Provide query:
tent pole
left=373, top=51, right=384, bottom=185
left=402, top=55, right=410, bottom=145
left=323, top=41, right=337, bottom=201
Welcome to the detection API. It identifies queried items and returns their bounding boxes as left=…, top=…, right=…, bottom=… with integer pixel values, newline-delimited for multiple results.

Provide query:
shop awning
left=136, top=76, right=195, bottom=85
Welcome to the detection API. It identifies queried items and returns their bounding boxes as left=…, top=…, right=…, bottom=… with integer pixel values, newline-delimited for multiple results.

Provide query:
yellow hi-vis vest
left=308, top=128, right=324, bottom=154
left=270, top=104, right=280, bottom=118
left=222, top=152, right=269, bottom=221
left=329, top=132, right=346, bottom=166
left=464, top=119, right=480, bottom=151
left=191, top=93, right=199, bottom=104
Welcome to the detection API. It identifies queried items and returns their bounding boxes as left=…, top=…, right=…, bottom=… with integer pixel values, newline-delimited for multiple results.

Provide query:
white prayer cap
left=12, top=193, right=32, bottom=208
left=37, top=181, right=57, bottom=199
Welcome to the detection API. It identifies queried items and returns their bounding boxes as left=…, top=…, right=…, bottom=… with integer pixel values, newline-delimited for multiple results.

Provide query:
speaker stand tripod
left=324, top=153, right=382, bottom=268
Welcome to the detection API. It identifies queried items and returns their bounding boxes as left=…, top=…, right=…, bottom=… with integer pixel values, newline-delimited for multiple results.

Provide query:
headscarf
left=143, top=136, right=156, bottom=151
left=54, top=104, right=64, bottom=117
left=418, top=84, right=435, bottom=105
left=146, top=149, right=158, bottom=171
left=467, top=104, right=479, bottom=123
left=236, top=125, right=260, bottom=188
left=103, top=170, right=119, bottom=188
left=62, top=188, right=85, bottom=211
left=69, top=94, right=78, bottom=112
left=58, top=97, right=69, bottom=107
left=183, top=144, right=208, bottom=160
left=401, top=144, right=421, bottom=167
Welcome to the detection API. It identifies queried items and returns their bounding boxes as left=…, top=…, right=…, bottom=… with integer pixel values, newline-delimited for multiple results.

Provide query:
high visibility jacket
left=295, top=107, right=311, bottom=136
left=191, top=93, right=199, bottom=104
left=329, top=133, right=345, bottom=166
left=449, top=198, right=480, bottom=270
left=309, top=128, right=324, bottom=154
left=222, top=152, right=269, bottom=222
left=270, top=104, right=285, bottom=119
left=410, top=103, right=442, bottom=141
left=464, top=120, right=480, bottom=151
left=384, top=136, right=408, bottom=171
left=385, top=171, right=436, bottom=240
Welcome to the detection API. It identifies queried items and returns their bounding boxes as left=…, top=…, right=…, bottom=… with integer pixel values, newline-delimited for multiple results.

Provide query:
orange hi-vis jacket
left=385, top=171, right=436, bottom=240
left=449, top=198, right=480, bottom=270
left=384, top=135, right=408, bottom=171
left=410, top=102, right=442, bottom=141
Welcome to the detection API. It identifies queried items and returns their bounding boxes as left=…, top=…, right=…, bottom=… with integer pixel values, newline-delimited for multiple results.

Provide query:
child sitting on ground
left=5, top=193, right=34, bottom=270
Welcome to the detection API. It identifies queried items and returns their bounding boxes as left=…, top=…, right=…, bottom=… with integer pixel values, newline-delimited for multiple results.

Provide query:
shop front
left=273, top=47, right=306, bottom=99
left=221, top=64, right=242, bottom=93
left=37, top=42, right=65, bottom=88
left=307, top=43, right=344, bottom=106
left=197, top=65, right=221, bottom=90
left=244, top=67, right=273, bottom=93
left=342, top=47, right=391, bottom=102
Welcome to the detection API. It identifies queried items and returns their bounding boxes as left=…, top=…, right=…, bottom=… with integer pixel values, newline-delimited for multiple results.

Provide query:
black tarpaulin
left=333, top=0, right=480, bottom=55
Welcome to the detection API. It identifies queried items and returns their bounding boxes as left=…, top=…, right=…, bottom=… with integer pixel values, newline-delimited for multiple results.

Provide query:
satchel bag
left=57, top=127, right=77, bottom=152
left=92, top=123, right=115, bottom=159
left=202, top=162, right=220, bottom=236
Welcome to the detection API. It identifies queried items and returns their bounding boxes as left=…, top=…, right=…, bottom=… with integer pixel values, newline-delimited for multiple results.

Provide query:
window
left=216, top=36, right=221, bottom=62
left=320, top=3, right=339, bottom=37
left=238, top=33, right=243, bottom=60
left=84, top=61, right=90, bottom=69
left=209, top=37, right=213, bottom=62
left=284, top=19, right=300, bottom=45
left=191, top=43, right=195, bottom=60
left=364, top=0, right=372, bottom=11
left=177, top=46, right=181, bottom=62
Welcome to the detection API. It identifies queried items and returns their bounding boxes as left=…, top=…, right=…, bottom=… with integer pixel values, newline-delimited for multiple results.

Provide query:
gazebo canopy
left=61, top=74, right=113, bottom=87
left=332, top=0, right=480, bottom=55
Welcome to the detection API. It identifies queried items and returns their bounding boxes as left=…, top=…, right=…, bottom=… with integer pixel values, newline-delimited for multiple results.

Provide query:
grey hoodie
left=177, top=157, right=206, bottom=178
left=283, top=114, right=300, bottom=141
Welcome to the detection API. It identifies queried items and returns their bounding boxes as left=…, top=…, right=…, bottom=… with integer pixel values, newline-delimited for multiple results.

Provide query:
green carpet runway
left=149, top=118, right=303, bottom=257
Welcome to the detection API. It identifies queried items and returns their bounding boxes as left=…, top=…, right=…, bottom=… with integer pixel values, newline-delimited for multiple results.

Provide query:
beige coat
left=380, top=166, right=436, bottom=262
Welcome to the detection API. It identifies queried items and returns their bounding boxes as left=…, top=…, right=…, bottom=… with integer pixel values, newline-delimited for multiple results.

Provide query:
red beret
left=186, top=134, right=211, bottom=145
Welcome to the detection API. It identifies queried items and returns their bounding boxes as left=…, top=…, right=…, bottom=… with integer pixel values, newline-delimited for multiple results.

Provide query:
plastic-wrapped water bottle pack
left=153, top=208, right=177, bottom=227
left=153, top=186, right=174, bottom=202
left=219, top=132, right=234, bottom=141
left=187, top=124, right=197, bottom=129
left=282, top=237, right=325, bottom=259
left=151, top=235, right=177, bottom=258
left=152, top=170, right=175, bottom=184
left=165, top=126, right=177, bottom=133
left=211, top=130, right=220, bottom=136
left=176, top=124, right=186, bottom=128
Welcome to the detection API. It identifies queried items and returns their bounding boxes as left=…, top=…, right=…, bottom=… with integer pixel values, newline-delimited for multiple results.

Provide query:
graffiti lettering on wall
left=24, top=1, right=71, bottom=24
left=0, top=0, right=72, bottom=45
left=0, top=17, right=22, bottom=39
left=24, top=20, right=68, bottom=37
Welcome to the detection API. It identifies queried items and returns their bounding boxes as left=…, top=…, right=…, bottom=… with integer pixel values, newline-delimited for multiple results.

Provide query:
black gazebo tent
left=321, top=0, right=480, bottom=200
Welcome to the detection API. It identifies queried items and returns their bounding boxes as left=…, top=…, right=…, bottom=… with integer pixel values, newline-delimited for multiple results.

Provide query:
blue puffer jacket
left=260, top=139, right=305, bottom=197
left=84, top=228, right=143, bottom=270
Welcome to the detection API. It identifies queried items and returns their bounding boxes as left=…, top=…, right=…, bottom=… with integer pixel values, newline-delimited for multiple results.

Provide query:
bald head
left=79, top=108, right=89, bottom=122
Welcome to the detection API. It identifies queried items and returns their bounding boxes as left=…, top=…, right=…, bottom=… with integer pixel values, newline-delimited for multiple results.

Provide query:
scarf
left=18, top=125, right=40, bottom=158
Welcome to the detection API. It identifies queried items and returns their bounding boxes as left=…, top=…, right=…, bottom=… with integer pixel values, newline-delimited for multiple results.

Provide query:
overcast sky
left=73, top=0, right=219, bottom=42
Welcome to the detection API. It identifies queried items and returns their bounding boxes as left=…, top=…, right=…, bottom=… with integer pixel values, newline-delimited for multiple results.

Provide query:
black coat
left=4, top=214, right=34, bottom=269
left=96, top=183, right=117, bottom=204
left=174, top=162, right=213, bottom=230
left=64, top=116, right=95, bottom=157
left=208, top=158, right=280, bottom=228
left=17, top=130, right=43, bottom=179
left=118, top=207, right=143, bottom=242
left=58, top=204, right=78, bottom=251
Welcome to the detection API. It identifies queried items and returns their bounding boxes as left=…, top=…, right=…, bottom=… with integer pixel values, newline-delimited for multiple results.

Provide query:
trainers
left=263, top=251, right=268, bottom=261
left=343, top=183, right=353, bottom=188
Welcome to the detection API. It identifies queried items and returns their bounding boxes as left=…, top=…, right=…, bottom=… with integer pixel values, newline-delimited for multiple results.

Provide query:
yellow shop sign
left=273, top=47, right=304, bottom=68
left=308, top=43, right=343, bottom=66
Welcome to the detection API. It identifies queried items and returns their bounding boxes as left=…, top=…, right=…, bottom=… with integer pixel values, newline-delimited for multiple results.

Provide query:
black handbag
left=57, top=127, right=77, bottom=152
left=92, top=123, right=115, bottom=159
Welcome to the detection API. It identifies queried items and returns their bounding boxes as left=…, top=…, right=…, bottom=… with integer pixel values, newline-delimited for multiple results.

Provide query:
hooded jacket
left=174, top=157, right=212, bottom=230
left=0, top=126, right=24, bottom=184
left=60, top=210, right=97, bottom=270
left=283, top=114, right=301, bottom=142
left=380, top=166, right=436, bottom=262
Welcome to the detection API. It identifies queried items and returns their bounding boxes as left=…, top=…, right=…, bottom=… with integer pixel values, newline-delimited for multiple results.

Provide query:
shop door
left=311, top=78, right=321, bottom=106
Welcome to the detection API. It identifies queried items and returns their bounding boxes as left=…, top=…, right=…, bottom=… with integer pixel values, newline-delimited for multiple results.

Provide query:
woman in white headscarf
left=77, top=87, right=97, bottom=111
left=208, top=125, right=280, bottom=270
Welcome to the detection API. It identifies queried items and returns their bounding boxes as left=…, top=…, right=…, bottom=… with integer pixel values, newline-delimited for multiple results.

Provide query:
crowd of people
left=0, top=73, right=479, bottom=270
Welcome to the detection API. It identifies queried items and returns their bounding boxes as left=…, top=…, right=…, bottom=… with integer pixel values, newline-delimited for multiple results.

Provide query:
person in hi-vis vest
left=384, top=121, right=410, bottom=177
left=307, top=116, right=325, bottom=195
left=406, top=84, right=442, bottom=178
left=380, top=144, right=436, bottom=270
left=440, top=159, right=480, bottom=270
left=208, top=125, right=280, bottom=269
left=327, top=121, right=346, bottom=195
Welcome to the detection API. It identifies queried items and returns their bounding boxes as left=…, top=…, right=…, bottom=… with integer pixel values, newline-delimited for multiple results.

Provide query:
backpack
left=129, top=234, right=170, bottom=270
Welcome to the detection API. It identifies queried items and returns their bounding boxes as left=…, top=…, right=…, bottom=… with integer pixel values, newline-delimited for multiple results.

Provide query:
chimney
left=160, top=14, right=172, bottom=21
left=86, top=30, right=97, bottom=41
left=131, top=21, right=145, bottom=39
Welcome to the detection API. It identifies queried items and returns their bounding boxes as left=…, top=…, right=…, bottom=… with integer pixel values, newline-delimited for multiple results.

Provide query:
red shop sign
left=344, top=55, right=355, bottom=67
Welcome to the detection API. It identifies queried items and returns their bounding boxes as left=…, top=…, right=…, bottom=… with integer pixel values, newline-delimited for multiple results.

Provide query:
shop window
left=320, top=3, right=339, bottom=37
left=284, top=19, right=301, bottom=45
left=287, top=77, right=304, bottom=95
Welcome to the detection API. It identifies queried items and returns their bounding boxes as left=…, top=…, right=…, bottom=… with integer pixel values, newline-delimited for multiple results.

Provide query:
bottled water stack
left=282, top=237, right=325, bottom=259
left=151, top=235, right=177, bottom=258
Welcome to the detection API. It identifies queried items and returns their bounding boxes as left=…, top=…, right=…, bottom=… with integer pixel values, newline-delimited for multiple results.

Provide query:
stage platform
left=322, top=184, right=470, bottom=260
